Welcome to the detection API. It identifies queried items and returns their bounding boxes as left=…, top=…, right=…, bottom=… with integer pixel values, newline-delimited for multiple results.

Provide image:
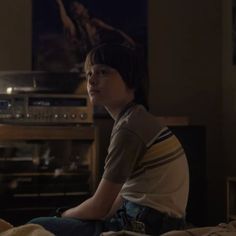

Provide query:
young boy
left=29, top=44, right=189, bottom=236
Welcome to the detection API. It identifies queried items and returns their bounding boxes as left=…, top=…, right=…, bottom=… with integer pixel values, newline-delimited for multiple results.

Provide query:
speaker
left=170, top=126, right=207, bottom=227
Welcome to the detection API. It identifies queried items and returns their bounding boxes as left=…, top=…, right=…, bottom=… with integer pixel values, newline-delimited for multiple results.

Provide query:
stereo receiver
left=0, top=94, right=93, bottom=124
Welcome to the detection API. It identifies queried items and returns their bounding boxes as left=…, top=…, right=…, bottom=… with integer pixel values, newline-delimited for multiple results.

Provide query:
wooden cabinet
left=227, top=177, right=236, bottom=222
left=0, top=124, right=98, bottom=225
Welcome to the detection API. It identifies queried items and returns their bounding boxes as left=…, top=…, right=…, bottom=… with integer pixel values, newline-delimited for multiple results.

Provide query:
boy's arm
left=62, top=178, right=122, bottom=220
left=104, top=194, right=124, bottom=219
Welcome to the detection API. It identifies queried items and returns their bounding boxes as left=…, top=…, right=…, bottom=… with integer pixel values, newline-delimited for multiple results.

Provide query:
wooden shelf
left=0, top=123, right=98, bottom=225
left=157, top=116, right=189, bottom=126
left=227, top=177, right=236, bottom=222
left=228, top=177, right=236, bottom=182
left=229, top=214, right=236, bottom=220
left=0, top=124, right=95, bottom=140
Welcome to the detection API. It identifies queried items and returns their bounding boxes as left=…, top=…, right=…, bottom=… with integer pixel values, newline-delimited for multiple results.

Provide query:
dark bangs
left=84, top=44, right=136, bottom=89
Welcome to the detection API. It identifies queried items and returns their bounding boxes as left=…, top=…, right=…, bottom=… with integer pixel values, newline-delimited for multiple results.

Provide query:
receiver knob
left=71, top=114, right=76, bottom=119
left=15, top=113, right=23, bottom=119
left=80, top=113, right=87, bottom=120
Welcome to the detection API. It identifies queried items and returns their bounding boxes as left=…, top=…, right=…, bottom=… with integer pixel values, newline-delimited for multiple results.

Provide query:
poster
left=32, top=0, right=147, bottom=74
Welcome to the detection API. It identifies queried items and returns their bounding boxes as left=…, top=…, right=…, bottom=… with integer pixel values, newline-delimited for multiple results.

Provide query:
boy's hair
left=84, top=43, right=149, bottom=109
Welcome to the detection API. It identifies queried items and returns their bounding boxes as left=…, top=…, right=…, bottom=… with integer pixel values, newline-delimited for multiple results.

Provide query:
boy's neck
left=105, top=100, right=136, bottom=121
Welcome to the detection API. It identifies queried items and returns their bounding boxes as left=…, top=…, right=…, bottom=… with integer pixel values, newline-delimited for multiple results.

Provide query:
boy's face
left=85, top=64, right=134, bottom=109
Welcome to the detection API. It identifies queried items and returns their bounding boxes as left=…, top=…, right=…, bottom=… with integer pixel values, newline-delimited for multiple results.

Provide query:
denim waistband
left=121, top=200, right=186, bottom=235
left=122, top=200, right=147, bottom=218
left=123, top=199, right=184, bottom=220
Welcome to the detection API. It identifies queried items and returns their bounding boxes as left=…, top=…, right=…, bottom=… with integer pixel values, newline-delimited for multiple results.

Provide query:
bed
left=101, top=220, right=236, bottom=236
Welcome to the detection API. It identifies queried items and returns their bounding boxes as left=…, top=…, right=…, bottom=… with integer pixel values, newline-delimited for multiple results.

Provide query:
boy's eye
left=86, top=71, right=92, bottom=78
left=100, top=69, right=107, bottom=75
left=85, top=66, right=112, bottom=79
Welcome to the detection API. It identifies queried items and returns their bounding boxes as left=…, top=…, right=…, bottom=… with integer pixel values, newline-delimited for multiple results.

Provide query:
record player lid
left=0, top=71, right=85, bottom=94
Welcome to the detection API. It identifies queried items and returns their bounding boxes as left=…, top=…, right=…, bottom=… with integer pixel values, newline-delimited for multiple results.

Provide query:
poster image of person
left=32, top=0, right=147, bottom=73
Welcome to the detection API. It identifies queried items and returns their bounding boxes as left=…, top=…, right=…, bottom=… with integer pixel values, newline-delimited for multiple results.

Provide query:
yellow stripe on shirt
left=143, top=135, right=182, bottom=163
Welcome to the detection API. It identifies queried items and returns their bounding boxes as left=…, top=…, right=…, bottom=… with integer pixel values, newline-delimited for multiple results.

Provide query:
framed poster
left=32, top=0, right=148, bottom=74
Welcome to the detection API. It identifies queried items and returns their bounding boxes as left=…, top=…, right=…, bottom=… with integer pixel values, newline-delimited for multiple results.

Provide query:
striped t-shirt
left=102, top=104, right=189, bottom=218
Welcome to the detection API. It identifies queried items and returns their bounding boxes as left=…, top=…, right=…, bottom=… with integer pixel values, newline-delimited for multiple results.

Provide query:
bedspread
left=101, top=221, right=236, bottom=236
left=0, top=218, right=54, bottom=236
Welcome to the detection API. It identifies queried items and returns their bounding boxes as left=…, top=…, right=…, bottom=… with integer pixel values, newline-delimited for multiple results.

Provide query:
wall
left=0, top=0, right=231, bottom=226
left=148, top=0, right=224, bottom=225
left=0, top=1, right=31, bottom=70
left=222, top=0, right=236, bottom=196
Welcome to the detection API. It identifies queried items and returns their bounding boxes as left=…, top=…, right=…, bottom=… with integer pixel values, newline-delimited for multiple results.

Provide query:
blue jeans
left=28, top=200, right=185, bottom=235
left=29, top=217, right=104, bottom=236
left=108, top=201, right=185, bottom=235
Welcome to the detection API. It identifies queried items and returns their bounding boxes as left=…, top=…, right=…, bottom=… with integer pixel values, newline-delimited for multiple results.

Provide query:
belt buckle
left=130, top=220, right=145, bottom=234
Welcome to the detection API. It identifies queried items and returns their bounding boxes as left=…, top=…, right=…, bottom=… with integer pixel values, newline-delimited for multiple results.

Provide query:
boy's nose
left=88, top=74, right=98, bottom=85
